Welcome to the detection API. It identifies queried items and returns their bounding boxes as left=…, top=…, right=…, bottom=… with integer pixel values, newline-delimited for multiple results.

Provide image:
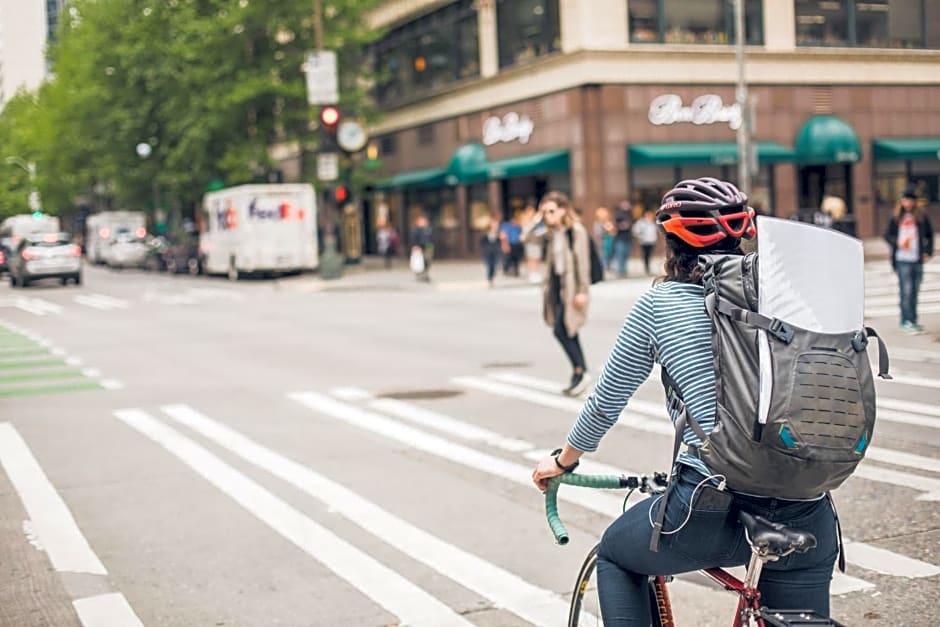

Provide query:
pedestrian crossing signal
left=334, top=185, right=349, bottom=204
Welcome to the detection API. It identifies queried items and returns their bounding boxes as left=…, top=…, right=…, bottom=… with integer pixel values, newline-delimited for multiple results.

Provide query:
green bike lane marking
left=0, top=381, right=103, bottom=398
left=0, top=348, right=47, bottom=358
left=0, top=358, right=67, bottom=370
left=0, top=369, right=85, bottom=384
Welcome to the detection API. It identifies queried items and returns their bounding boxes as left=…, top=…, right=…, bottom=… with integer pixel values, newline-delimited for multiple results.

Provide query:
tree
left=1, top=0, right=383, bottom=230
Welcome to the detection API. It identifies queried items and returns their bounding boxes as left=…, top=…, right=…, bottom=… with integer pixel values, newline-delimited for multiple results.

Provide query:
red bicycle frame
left=650, top=561, right=767, bottom=627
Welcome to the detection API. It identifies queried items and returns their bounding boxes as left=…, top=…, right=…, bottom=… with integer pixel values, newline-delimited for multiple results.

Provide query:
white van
left=201, top=184, right=318, bottom=279
left=85, top=211, right=147, bottom=264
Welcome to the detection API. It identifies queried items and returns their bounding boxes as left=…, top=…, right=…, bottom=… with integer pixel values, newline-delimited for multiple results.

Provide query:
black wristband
left=551, top=447, right=579, bottom=473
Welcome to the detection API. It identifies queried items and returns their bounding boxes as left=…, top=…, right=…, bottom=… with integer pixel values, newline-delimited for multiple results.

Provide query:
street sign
left=317, top=153, right=340, bottom=182
left=304, top=50, right=339, bottom=105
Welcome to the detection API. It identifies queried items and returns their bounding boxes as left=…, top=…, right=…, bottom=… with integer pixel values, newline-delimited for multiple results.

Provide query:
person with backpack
left=532, top=178, right=862, bottom=626
left=884, top=186, right=934, bottom=334
left=521, top=191, right=592, bottom=396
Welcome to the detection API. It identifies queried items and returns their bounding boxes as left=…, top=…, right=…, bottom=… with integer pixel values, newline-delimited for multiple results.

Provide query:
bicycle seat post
left=743, top=547, right=774, bottom=591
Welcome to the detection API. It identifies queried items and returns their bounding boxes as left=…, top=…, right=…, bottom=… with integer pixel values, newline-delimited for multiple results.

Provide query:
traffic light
left=319, top=106, right=341, bottom=150
left=333, top=184, right=350, bottom=204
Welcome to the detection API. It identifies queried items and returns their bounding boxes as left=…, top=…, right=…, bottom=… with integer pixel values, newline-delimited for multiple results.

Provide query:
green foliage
left=0, top=0, right=382, bottom=224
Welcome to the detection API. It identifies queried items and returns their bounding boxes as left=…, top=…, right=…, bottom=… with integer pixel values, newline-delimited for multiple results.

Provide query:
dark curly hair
left=656, top=237, right=743, bottom=285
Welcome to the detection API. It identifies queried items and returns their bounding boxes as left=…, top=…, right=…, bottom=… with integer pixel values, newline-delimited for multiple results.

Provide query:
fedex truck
left=85, top=211, right=147, bottom=264
left=201, top=184, right=318, bottom=279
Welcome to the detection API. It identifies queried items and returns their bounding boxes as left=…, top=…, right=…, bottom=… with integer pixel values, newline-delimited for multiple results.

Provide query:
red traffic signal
left=334, top=185, right=349, bottom=203
left=320, top=106, right=341, bottom=128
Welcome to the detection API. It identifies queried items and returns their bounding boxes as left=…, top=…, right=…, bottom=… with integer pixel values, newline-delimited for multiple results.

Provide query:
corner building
left=366, top=0, right=940, bottom=258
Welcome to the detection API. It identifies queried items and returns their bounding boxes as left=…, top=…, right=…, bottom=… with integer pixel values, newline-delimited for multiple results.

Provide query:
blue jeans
left=612, top=239, right=633, bottom=277
left=596, top=466, right=838, bottom=626
left=896, top=261, right=924, bottom=325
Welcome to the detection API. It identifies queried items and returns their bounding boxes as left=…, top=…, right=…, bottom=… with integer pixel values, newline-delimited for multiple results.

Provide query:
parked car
left=9, top=232, right=82, bottom=287
left=163, top=234, right=203, bottom=275
left=104, top=230, right=150, bottom=269
left=0, top=238, right=12, bottom=275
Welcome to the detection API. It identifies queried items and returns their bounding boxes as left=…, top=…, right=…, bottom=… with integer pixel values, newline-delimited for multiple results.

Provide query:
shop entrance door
left=798, top=163, right=853, bottom=220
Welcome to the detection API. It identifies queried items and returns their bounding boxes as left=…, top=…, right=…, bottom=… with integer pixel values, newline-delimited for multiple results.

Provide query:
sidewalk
left=282, top=237, right=893, bottom=294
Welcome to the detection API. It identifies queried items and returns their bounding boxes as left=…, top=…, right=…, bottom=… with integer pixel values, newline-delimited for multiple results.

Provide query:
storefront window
left=497, top=0, right=560, bottom=69
left=630, top=164, right=777, bottom=216
left=629, top=0, right=763, bottom=45
left=796, top=1, right=935, bottom=48
left=374, top=0, right=479, bottom=106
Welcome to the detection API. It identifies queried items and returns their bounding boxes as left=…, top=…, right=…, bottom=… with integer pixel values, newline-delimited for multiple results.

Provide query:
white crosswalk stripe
left=115, top=408, right=474, bottom=627
left=161, top=403, right=580, bottom=627
left=288, top=387, right=940, bottom=599
left=0, top=296, right=64, bottom=316
left=74, top=294, right=130, bottom=311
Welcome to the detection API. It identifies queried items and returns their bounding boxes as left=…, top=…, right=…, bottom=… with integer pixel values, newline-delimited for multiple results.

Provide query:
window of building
left=374, top=0, right=480, bottom=106
left=380, top=136, right=397, bottom=156
left=796, top=1, right=936, bottom=48
left=629, top=0, right=763, bottom=45
left=497, top=0, right=560, bottom=68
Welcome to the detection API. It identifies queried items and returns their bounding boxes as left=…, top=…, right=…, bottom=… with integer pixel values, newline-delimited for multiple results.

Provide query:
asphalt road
left=0, top=257, right=937, bottom=627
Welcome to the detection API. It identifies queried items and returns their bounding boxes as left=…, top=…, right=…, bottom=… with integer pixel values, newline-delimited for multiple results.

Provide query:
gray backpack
left=664, top=252, right=891, bottom=500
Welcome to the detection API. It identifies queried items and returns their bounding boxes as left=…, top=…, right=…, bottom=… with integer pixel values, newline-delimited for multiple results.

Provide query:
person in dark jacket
left=884, top=186, right=934, bottom=334
left=480, top=218, right=502, bottom=287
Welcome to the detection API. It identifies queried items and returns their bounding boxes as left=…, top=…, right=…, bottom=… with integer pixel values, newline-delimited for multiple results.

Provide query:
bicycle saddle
left=739, top=511, right=817, bottom=558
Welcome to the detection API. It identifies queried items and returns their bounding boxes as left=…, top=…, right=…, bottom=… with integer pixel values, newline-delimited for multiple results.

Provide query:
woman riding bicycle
left=532, top=178, right=839, bottom=626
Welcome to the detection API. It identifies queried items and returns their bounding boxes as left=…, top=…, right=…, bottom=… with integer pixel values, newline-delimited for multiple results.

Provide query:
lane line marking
left=291, top=391, right=884, bottom=594
left=114, top=409, right=472, bottom=627
left=491, top=372, right=940, bottom=472
left=72, top=592, right=144, bottom=627
left=842, top=540, right=940, bottom=578
left=288, top=391, right=624, bottom=518
left=327, top=387, right=534, bottom=453
left=0, top=423, right=107, bottom=574
left=163, top=403, right=577, bottom=627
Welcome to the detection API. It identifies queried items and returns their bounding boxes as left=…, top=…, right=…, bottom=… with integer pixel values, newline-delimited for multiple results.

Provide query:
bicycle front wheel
left=569, top=544, right=602, bottom=627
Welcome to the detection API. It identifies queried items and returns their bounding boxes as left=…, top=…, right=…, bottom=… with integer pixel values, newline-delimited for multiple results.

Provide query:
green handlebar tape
left=545, top=474, right=626, bottom=545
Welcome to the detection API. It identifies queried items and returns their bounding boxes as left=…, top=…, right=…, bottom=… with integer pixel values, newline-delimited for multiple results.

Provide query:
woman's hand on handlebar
left=532, top=455, right=565, bottom=492
left=532, top=445, right=583, bottom=492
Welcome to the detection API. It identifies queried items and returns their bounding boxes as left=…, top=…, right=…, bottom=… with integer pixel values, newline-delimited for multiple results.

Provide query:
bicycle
left=545, top=472, right=846, bottom=627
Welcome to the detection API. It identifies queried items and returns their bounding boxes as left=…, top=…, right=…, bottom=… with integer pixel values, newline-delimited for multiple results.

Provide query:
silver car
left=9, top=232, right=82, bottom=287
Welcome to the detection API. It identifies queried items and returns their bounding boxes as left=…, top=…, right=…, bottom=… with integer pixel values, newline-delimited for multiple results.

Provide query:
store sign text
left=483, top=112, right=534, bottom=146
left=648, top=94, right=742, bottom=130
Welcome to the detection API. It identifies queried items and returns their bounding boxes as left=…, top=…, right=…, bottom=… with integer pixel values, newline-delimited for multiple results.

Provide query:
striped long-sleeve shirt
left=567, top=281, right=716, bottom=476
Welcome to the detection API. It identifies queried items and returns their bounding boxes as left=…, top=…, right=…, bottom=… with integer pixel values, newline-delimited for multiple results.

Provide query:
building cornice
left=371, top=47, right=940, bottom=135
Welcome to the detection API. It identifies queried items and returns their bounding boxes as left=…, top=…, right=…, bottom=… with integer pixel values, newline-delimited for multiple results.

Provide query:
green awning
left=379, top=167, right=448, bottom=189
left=445, top=142, right=489, bottom=185
left=488, top=150, right=570, bottom=179
left=627, top=142, right=795, bottom=168
left=873, top=138, right=940, bottom=161
left=794, top=115, right=861, bottom=164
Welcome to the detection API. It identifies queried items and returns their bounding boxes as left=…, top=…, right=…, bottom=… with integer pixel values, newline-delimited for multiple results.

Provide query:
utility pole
left=734, top=0, right=752, bottom=196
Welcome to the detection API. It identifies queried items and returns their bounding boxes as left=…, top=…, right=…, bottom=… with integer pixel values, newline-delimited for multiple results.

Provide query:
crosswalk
left=0, top=287, right=244, bottom=316
left=2, top=360, right=939, bottom=625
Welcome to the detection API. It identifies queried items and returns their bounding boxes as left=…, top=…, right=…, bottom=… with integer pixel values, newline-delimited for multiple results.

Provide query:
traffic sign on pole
left=317, top=153, right=340, bottom=182
left=304, top=50, right=339, bottom=105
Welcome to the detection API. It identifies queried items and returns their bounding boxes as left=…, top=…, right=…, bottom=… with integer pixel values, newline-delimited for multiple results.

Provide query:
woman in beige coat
left=521, top=191, right=592, bottom=395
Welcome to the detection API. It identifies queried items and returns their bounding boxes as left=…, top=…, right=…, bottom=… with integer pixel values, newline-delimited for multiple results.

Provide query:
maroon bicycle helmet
left=656, top=177, right=756, bottom=249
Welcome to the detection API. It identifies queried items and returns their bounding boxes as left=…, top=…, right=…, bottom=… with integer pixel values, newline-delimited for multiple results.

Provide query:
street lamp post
left=5, top=156, right=41, bottom=213
left=733, top=0, right=753, bottom=196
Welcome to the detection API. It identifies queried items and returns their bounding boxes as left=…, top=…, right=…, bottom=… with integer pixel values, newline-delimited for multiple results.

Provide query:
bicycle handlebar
left=544, top=473, right=667, bottom=545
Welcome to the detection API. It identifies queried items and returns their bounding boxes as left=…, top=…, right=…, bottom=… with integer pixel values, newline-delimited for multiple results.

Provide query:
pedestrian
left=409, top=214, right=433, bottom=282
left=521, top=190, right=592, bottom=396
left=375, top=219, right=399, bottom=269
left=884, top=186, right=934, bottom=334
left=480, top=217, right=502, bottom=287
left=532, top=178, right=838, bottom=626
left=593, top=207, right=615, bottom=274
left=500, top=212, right=523, bottom=277
left=521, top=202, right=545, bottom=284
left=632, top=208, right=659, bottom=275
left=612, top=202, right=634, bottom=277
left=820, top=195, right=855, bottom=237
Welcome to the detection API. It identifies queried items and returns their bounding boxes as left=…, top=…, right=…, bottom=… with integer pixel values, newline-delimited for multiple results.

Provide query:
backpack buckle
left=666, top=390, right=684, bottom=417
left=768, top=318, right=794, bottom=344
left=851, top=330, right=868, bottom=352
